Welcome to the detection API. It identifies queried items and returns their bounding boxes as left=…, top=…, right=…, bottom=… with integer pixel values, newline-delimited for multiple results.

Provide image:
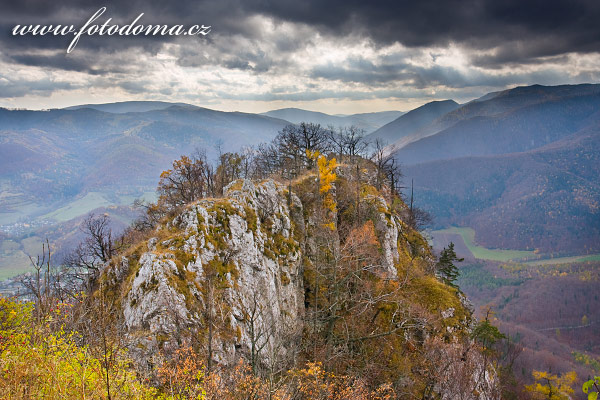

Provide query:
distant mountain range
left=261, top=108, right=404, bottom=133
left=1, top=84, right=599, bottom=279
left=0, top=105, right=289, bottom=226
left=375, top=84, right=600, bottom=254
left=393, top=85, right=600, bottom=164
left=63, top=101, right=194, bottom=113
left=0, top=103, right=402, bottom=227
left=366, top=100, right=459, bottom=146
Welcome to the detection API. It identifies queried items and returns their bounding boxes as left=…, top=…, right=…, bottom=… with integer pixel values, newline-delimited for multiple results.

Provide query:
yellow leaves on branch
left=160, top=156, right=193, bottom=179
left=0, top=297, right=157, bottom=399
left=307, top=150, right=338, bottom=230
left=317, top=155, right=337, bottom=195
left=526, top=370, right=577, bottom=400
left=157, top=347, right=206, bottom=399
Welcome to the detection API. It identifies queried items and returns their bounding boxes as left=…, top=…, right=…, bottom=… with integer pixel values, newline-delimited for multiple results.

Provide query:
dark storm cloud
left=310, top=57, right=412, bottom=86
left=252, top=0, right=600, bottom=60
left=1, top=0, right=599, bottom=106
left=2, top=0, right=599, bottom=66
left=10, top=53, right=119, bottom=74
left=309, top=54, right=586, bottom=90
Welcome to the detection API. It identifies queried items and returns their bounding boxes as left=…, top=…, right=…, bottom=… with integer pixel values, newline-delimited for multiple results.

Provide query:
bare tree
left=240, top=145, right=256, bottom=179
left=235, top=289, right=275, bottom=375
left=404, top=179, right=432, bottom=231
left=342, top=126, right=369, bottom=158
left=370, top=139, right=402, bottom=194
left=196, top=247, right=239, bottom=373
left=326, top=126, right=347, bottom=158
left=253, top=142, right=282, bottom=178
left=274, top=123, right=331, bottom=172
left=327, top=125, right=368, bottom=159
left=64, top=213, right=124, bottom=291
left=158, top=152, right=213, bottom=208
left=19, top=239, right=53, bottom=319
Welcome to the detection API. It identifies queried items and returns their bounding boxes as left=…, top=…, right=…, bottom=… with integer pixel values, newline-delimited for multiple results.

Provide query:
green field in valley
left=0, top=190, right=157, bottom=281
left=41, top=192, right=114, bottom=222
left=431, top=226, right=600, bottom=265
left=0, top=238, right=38, bottom=280
left=432, top=227, right=536, bottom=262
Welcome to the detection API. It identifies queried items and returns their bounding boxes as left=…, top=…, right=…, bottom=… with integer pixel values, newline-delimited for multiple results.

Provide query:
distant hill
left=261, top=108, right=403, bottom=132
left=394, top=91, right=600, bottom=165
left=403, top=122, right=600, bottom=253
left=366, top=100, right=459, bottom=146
left=388, top=84, right=600, bottom=153
left=392, top=84, right=600, bottom=254
left=0, top=105, right=289, bottom=226
left=63, top=101, right=195, bottom=113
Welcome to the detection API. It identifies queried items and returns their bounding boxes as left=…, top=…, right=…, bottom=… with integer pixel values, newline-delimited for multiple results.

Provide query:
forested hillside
left=392, top=84, right=600, bottom=254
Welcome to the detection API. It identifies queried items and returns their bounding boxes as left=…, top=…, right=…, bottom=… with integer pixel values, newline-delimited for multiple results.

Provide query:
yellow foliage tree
left=307, top=150, right=338, bottom=230
left=525, top=370, right=577, bottom=400
left=0, top=296, right=159, bottom=400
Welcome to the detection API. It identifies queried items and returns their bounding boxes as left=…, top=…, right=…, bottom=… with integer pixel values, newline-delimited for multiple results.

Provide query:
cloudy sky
left=1, top=0, right=599, bottom=114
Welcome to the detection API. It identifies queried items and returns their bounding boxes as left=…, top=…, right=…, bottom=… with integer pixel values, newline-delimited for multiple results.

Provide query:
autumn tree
left=214, top=151, right=246, bottom=195
left=158, top=151, right=213, bottom=209
left=526, top=370, right=577, bottom=399
left=157, top=347, right=206, bottom=399
left=313, top=150, right=338, bottom=231
left=0, top=296, right=157, bottom=399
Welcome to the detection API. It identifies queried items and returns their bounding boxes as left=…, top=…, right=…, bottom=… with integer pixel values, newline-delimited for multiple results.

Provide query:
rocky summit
left=97, top=164, right=498, bottom=398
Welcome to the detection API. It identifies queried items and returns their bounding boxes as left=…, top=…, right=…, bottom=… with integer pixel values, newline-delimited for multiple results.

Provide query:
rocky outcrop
left=108, top=179, right=305, bottom=368
left=102, top=173, right=499, bottom=399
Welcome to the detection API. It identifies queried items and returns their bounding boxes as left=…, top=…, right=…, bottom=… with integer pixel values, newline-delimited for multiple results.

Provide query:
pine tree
left=437, top=242, right=463, bottom=287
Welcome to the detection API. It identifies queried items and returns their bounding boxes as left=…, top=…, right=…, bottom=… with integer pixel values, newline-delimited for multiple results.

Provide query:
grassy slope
left=41, top=192, right=113, bottom=222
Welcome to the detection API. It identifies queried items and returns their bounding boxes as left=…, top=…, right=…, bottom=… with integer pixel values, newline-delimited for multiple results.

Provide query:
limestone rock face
left=104, top=174, right=498, bottom=399
left=118, top=179, right=304, bottom=368
left=124, top=253, right=191, bottom=334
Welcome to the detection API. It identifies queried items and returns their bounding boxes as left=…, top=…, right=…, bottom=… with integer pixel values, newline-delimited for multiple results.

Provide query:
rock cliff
left=100, top=170, right=499, bottom=398
left=106, top=179, right=304, bottom=369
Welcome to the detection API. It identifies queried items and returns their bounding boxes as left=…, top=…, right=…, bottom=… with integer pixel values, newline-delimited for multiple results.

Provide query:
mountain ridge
left=366, top=99, right=459, bottom=146
left=261, top=107, right=404, bottom=132
left=394, top=90, right=600, bottom=165
left=403, top=123, right=600, bottom=253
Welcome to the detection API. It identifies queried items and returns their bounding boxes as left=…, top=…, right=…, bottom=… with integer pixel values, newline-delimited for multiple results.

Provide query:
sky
left=1, top=0, right=599, bottom=114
